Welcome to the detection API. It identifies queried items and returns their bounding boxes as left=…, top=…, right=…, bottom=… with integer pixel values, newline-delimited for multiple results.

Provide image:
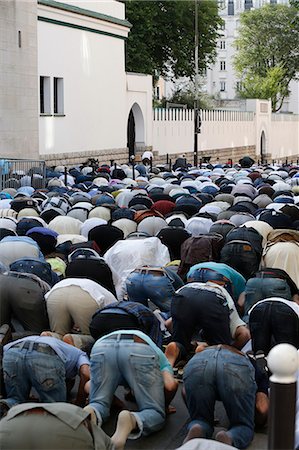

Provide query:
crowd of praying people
left=0, top=154, right=298, bottom=450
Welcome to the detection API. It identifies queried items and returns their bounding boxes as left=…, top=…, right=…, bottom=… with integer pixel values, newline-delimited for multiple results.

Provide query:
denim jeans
left=3, top=344, right=66, bottom=408
left=126, top=269, right=182, bottom=313
left=188, top=268, right=234, bottom=300
left=89, top=337, right=165, bottom=437
left=183, top=347, right=256, bottom=449
left=249, top=300, right=299, bottom=354
left=244, top=277, right=292, bottom=322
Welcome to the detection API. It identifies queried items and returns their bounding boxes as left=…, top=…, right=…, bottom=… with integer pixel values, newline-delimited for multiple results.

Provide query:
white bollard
left=267, top=344, right=299, bottom=450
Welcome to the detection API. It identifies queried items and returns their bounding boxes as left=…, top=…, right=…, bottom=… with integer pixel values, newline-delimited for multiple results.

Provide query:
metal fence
left=0, top=159, right=46, bottom=191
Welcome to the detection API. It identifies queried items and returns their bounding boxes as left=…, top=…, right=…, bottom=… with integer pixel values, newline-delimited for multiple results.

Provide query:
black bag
left=220, top=239, right=261, bottom=279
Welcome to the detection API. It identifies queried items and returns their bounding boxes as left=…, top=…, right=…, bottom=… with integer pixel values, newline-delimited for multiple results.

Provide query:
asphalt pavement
left=102, top=385, right=267, bottom=450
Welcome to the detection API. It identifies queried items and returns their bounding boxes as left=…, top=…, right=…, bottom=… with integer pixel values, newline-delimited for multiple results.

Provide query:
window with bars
left=219, top=40, right=226, bottom=50
left=220, top=60, right=226, bottom=71
left=228, top=0, right=235, bottom=15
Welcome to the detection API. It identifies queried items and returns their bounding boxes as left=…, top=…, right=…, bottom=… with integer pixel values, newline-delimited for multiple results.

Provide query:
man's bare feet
left=111, top=410, right=138, bottom=450
left=215, top=430, right=233, bottom=446
left=165, top=341, right=180, bottom=367
left=183, top=424, right=205, bottom=443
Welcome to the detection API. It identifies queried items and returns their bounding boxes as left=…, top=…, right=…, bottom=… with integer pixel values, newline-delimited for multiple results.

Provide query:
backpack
left=178, top=233, right=224, bottom=280
left=9, top=257, right=59, bottom=287
left=225, top=227, right=263, bottom=254
left=220, top=239, right=261, bottom=279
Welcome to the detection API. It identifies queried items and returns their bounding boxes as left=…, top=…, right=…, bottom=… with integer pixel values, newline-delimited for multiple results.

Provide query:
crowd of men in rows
left=0, top=154, right=299, bottom=450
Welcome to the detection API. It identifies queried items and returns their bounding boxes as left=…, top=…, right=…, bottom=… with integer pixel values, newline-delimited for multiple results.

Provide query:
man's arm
left=75, top=364, right=90, bottom=407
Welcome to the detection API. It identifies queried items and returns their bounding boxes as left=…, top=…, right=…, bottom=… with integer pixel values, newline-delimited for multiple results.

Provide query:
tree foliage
left=124, top=0, right=223, bottom=79
left=157, top=80, right=212, bottom=109
left=234, top=4, right=299, bottom=112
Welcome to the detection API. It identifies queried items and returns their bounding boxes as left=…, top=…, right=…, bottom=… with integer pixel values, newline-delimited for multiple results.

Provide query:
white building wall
left=126, top=73, right=153, bottom=148
left=270, top=114, right=299, bottom=159
left=0, top=0, right=39, bottom=159
left=38, top=1, right=129, bottom=156
left=152, top=100, right=299, bottom=159
left=152, top=109, right=255, bottom=155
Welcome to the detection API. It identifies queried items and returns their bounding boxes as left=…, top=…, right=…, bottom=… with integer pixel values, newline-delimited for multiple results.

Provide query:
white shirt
left=45, top=278, right=117, bottom=308
left=249, top=297, right=299, bottom=318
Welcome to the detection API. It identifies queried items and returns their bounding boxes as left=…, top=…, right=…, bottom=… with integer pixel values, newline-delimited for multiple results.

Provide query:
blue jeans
left=183, top=347, right=256, bottom=449
left=3, top=344, right=66, bottom=408
left=89, top=337, right=165, bottom=437
left=244, top=277, right=292, bottom=322
left=126, top=269, right=181, bottom=313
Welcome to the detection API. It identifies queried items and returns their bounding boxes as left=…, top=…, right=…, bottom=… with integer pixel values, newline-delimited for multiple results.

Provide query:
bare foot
left=183, top=424, right=205, bottom=443
left=215, top=430, right=233, bottom=446
left=165, top=342, right=180, bottom=367
left=112, top=410, right=137, bottom=450
left=166, top=404, right=176, bottom=415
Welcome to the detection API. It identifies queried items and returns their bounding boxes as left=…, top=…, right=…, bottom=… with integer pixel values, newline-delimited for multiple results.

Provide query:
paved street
left=102, top=385, right=267, bottom=450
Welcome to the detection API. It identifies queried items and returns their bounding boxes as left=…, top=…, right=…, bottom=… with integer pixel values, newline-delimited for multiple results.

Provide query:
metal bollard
left=64, top=166, right=67, bottom=186
left=267, top=344, right=298, bottom=450
left=131, top=155, right=135, bottom=180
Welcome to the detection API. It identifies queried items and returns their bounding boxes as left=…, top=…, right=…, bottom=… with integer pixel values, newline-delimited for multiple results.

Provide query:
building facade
left=204, top=0, right=299, bottom=114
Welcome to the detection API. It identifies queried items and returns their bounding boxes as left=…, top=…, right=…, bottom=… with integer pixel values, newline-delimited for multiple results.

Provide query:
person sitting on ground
left=85, top=329, right=178, bottom=450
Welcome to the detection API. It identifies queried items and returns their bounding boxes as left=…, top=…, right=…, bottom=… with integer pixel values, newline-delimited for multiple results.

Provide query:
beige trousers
left=46, top=286, right=99, bottom=336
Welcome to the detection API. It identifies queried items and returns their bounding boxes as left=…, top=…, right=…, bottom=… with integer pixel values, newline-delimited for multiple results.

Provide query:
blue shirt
left=187, top=262, right=246, bottom=300
left=4, top=336, right=90, bottom=378
left=95, top=330, right=173, bottom=374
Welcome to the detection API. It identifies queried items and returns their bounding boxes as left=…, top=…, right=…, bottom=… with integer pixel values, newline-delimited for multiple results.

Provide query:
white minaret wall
left=0, top=0, right=39, bottom=158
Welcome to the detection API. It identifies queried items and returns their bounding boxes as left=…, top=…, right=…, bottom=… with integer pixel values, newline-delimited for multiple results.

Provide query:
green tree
left=234, top=4, right=299, bottom=112
left=124, top=0, right=223, bottom=79
left=158, top=80, right=212, bottom=109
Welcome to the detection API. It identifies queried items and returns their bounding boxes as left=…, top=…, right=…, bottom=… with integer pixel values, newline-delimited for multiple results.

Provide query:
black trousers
left=171, top=287, right=232, bottom=357
left=89, top=312, right=140, bottom=341
left=249, top=300, right=299, bottom=355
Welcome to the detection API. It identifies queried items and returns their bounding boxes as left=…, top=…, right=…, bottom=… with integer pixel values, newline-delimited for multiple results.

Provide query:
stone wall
left=0, top=1, right=39, bottom=158
left=154, top=145, right=257, bottom=166
left=42, top=145, right=257, bottom=168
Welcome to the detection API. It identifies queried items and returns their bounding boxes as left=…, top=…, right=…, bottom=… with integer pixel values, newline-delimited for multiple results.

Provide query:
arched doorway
left=260, top=130, right=266, bottom=163
left=127, top=103, right=145, bottom=161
